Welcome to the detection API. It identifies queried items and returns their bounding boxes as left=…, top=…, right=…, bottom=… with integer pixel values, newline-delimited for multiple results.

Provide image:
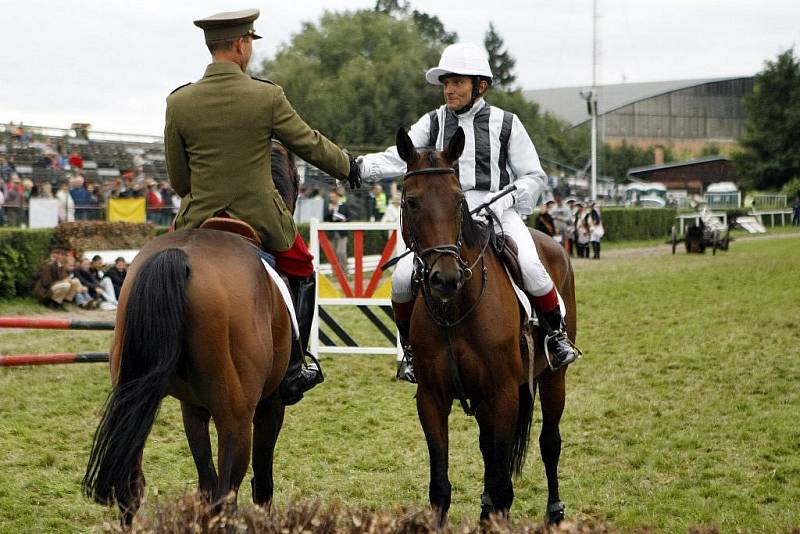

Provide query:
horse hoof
left=546, top=501, right=565, bottom=524
left=480, top=491, right=494, bottom=520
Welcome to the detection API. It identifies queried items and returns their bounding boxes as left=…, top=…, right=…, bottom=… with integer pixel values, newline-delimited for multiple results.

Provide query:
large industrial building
left=524, top=77, right=754, bottom=155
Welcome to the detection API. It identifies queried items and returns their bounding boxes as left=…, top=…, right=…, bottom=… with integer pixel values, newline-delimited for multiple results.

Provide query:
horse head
left=396, top=126, right=466, bottom=302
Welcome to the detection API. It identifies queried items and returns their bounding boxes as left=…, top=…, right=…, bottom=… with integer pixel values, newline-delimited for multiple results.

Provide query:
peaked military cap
left=194, top=9, right=262, bottom=43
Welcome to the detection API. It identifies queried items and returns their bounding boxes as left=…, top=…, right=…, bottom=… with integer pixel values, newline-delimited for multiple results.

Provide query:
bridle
left=402, top=156, right=495, bottom=416
left=401, top=157, right=492, bottom=329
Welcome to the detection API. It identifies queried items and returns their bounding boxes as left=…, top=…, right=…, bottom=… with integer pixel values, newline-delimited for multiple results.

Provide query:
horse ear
left=443, top=127, right=465, bottom=164
left=395, top=127, right=417, bottom=165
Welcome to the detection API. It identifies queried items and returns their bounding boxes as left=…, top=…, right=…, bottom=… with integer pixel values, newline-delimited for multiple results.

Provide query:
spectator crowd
left=33, top=248, right=127, bottom=311
left=534, top=196, right=605, bottom=259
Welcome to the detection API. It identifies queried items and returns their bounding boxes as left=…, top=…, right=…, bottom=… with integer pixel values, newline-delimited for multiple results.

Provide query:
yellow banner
left=107, top=198, right=146, bottom=223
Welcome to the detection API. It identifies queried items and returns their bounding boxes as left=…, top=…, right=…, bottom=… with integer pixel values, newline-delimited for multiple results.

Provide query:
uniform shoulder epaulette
left=169, top=82, right=192, bottom=95
left=251, top=76, right=277, bottom=86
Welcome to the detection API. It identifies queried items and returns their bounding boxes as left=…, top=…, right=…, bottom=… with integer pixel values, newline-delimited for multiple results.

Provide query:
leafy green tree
left=599, top=142, right=657, bottom=182
left=374, top=0, right=457, bottom=46
left=735, top=48, right=800, bottom=190
left=257, top=6, right=584, bottom=172
left=484, top=23, right=516, bottom=89
left=257, top=10, right=445, bottom=148
left=698, top=143, right=721, bottom=157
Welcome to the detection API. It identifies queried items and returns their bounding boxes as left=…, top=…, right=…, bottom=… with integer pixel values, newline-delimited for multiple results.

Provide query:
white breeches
left=392, top=195, right=555, bottom=303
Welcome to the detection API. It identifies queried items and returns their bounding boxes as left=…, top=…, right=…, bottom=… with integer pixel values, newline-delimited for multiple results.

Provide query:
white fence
left=309, top=219, right=404, bottom=358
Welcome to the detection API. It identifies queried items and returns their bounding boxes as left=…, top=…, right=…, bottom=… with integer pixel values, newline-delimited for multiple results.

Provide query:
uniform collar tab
left=203, top=61, right=246, bottom=77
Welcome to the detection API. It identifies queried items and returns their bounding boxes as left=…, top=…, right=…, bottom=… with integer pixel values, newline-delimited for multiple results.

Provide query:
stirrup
left=304, top=351, right=324, bottom=381
left=543, top=330, right=582, bottom=371
left=396, top=349, right=416, bottom=384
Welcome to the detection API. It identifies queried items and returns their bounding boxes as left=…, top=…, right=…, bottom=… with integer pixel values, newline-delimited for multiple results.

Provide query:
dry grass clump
left=98, top=495, right=615, bottom=533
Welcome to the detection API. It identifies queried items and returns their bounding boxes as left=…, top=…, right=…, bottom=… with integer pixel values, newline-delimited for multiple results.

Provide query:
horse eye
left=406, top=197, right=420, bottom=210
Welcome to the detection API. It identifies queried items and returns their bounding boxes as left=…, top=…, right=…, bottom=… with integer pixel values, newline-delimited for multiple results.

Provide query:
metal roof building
left=524, top=77, right=754, bottom=152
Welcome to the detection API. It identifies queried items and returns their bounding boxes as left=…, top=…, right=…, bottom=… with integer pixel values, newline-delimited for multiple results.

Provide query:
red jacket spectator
left=68, top=150, right=84, bottom=170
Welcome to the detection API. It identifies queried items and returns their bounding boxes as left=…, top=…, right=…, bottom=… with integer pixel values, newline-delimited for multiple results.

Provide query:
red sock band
left=392, top=300, right=415, bottom=322
left=531, top=287, right=559, bottom=313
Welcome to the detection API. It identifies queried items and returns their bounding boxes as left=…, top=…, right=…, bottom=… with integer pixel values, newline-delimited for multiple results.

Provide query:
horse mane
left=271, top=140, right=299, bottom=215
left=460, top=201, right=489, bottom=249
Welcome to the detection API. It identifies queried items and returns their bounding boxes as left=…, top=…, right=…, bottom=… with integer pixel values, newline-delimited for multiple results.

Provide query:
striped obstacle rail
left=0, top=316, right=113, bottom=367
left=309, top=219, right=403, bottom=358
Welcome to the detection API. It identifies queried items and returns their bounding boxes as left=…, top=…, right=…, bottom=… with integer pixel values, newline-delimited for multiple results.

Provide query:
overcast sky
left=2, top=0, right=798, bottom=136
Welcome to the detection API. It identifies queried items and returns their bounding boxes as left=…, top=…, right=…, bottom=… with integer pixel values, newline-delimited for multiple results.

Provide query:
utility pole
left=590, top=0, right=598, bottom=201
left=580, top=0, right=599, bottom=201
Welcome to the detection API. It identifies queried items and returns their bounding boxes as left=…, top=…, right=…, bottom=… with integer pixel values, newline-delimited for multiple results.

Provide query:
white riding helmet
left=425, top=43, right=494, bottom=85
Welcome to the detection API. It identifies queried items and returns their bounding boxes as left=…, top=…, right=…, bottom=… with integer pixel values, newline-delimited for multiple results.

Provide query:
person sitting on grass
left=33, top=248, right=87, bottom=309
left=75, top=257, right=117, bottom=310
left=90, top=255, right=120, bottom=305
left=104, top=256, right=127, bottom=299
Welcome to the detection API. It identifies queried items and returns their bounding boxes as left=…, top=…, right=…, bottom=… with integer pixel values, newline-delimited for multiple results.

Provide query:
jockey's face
left=442, top=76, right=474, bottom=111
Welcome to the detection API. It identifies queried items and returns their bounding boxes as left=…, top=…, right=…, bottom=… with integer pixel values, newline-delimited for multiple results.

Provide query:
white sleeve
left=507, top=115, right=547, bottom=204
left=358, top=112, right=432, bottom=182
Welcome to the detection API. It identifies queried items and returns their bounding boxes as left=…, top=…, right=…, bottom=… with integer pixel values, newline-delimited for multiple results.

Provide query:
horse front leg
left=251, top=393, right=285, bottom=507
left=538, top=368, right=567, bottom=524
left=417, top=390, right=452, bottom=528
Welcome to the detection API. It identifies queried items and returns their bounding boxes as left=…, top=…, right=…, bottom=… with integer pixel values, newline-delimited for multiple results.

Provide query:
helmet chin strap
left=453, top=76, right=484, bottom=115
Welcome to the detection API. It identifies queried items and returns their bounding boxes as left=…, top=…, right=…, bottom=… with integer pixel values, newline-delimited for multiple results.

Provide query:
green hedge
left=0, top=228, right=56, bottom=300
left=597, top=208, right=677, bottom=242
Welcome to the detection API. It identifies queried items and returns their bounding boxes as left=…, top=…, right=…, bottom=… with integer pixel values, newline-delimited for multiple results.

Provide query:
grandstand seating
left=1, top=123, right=169, bottom=184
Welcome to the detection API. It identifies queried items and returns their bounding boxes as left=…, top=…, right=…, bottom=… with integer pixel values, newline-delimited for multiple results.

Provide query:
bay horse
left=396, top=127, right=576, bottom=525
left=82, top=141, right=301, bottom=526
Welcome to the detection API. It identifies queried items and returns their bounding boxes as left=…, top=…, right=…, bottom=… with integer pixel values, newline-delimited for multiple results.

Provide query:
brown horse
left=82, top=141, right=300, bottom=526
left=396, top=127, right=576, bottom=525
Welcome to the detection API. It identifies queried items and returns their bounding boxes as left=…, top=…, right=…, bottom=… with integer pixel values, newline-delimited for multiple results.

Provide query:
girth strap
left=444, top=328, right=476, bottom=417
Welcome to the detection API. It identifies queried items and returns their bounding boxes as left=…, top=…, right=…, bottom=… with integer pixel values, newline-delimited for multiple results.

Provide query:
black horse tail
left=82, top=248, right=190, bottom=505
left=510, top=382, right=535, bottom=477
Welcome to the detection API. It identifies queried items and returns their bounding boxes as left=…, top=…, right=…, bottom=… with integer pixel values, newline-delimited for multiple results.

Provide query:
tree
left=374, top=1, right=457, bottom=46
left=257, top=10, right=446, bottom=148
left=735, top=48, right=800, bottom=190
left=484, top=23, right=516, bottom=89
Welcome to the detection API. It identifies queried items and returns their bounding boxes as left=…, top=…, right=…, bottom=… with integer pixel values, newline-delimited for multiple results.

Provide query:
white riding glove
left=485, top=187, right=515, bottom=220
left=512, top=178, right=543, bottom=216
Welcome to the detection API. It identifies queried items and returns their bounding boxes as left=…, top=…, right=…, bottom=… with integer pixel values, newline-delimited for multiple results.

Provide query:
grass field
left=1, top=233, right=799, bottom=532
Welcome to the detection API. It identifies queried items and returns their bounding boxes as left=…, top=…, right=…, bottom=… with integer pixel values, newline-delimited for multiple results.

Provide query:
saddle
left=199, top=214, right=277, bottom=268
left=199, top=215, right=263, bottom=249
left=490, top=230, right=524, bottom=291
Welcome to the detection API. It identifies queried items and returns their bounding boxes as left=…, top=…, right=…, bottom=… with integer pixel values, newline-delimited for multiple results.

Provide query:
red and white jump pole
left=1, top=352, right=109, bottom=367
left=1, top=316, right=114, bottom=367
left=0, top=317, right=115, bottom=330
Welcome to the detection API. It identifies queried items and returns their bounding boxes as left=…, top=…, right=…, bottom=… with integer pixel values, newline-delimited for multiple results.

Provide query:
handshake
left=343, top=151, right=362, bottom=190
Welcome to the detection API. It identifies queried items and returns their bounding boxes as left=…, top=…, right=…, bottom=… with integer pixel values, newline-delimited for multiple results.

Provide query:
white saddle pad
left=504, top=267, right=566, bottom=325
left=260, top=258, right=299, bottom=339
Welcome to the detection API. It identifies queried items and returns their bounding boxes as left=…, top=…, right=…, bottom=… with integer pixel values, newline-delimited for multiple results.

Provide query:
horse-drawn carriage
left=671, top=206, right=731, bottom=255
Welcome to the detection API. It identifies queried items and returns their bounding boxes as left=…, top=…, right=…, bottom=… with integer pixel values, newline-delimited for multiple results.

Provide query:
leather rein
left=402, top=162, right=495, bottom=416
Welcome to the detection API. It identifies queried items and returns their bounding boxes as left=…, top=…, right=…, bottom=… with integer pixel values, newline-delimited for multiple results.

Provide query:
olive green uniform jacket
left=165, top=61, right=350, bottom=251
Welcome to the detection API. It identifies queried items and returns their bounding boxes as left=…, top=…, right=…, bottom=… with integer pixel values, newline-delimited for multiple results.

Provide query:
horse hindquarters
left=83, top=249, right=190, bottom=523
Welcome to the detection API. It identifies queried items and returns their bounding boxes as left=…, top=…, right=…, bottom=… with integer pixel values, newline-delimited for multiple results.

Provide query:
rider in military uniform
left=165, top=9, right=361, bottom=405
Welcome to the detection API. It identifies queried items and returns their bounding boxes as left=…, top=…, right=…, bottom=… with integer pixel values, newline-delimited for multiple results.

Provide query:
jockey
left=359, top=43, right=579, bottom=382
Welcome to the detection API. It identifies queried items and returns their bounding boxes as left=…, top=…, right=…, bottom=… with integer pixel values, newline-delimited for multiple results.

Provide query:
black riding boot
left=592, top=241, right=600, bottom=259
left=280, top=275, right=324, bottom=406
left=395, top=319, right=417, bottom=383
left=540, top=308, right=580, bottom=370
